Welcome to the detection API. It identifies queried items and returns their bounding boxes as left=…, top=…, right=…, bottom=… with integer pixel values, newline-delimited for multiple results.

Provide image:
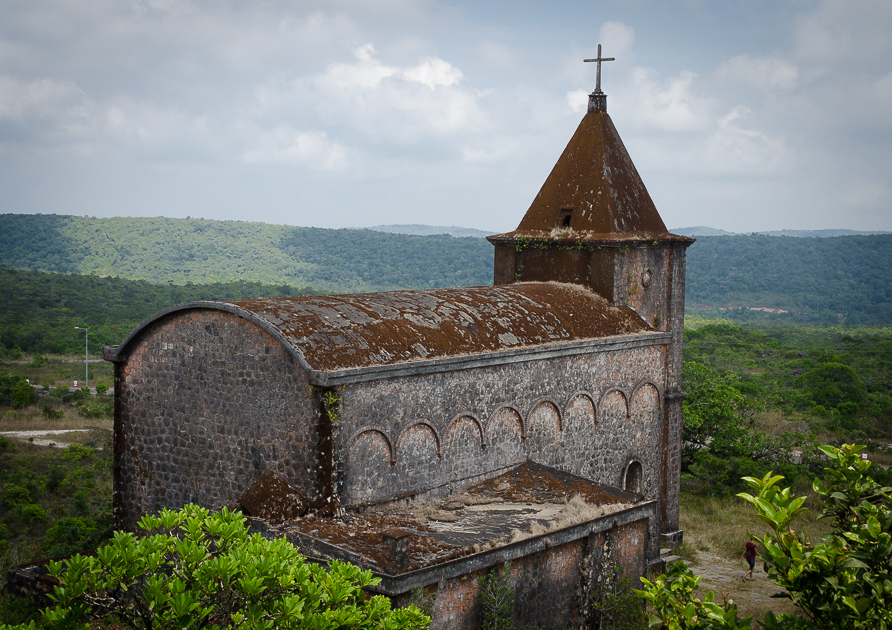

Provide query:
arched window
left=623, top=461, right=643, bottom=494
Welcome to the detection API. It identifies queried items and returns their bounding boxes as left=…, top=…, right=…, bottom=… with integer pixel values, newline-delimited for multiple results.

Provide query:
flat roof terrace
left=248, top=462, right=653, bottom=592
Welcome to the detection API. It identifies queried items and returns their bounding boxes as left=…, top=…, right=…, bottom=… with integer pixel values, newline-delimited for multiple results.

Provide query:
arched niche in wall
left=561, top=393, right=596, bottom=476
left=441, top=415, right=486, bottom=483
left=342, top=429, right=394, bottom=505
left=623, top=460, right=643, bottom=495
left=525, top=399, right=562, bottom=468
left=394, top=422, right=440, bottom=495
left=487, top=405, right=525, bottom=471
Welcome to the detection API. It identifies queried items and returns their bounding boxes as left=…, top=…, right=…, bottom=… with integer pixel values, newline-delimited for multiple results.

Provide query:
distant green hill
left=685, top=235, right=892, bottom=325
left=0, top=268, right=322, bottom=356
left=1, top=215, right=891, bottom=338
left=0, top=214, right=493, bottom=293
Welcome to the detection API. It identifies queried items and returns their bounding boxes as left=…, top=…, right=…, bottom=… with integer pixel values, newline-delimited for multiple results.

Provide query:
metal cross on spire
left=583, top=44, right=615, bottom=94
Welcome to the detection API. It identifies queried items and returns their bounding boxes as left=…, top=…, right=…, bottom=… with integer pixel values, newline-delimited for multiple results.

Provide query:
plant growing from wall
left=310, top=386, right=342, bottom=424
left=320, top=389, right=341, bottom=423
left=589, top=565, right=648, bottom=630
left=478, top=562, right=514, bottom=630
left=24, top=504, right=429, bottom=630
left=408, top=586, right=436, bottom=618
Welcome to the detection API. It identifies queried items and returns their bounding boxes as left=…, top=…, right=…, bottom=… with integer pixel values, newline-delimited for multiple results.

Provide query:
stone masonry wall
left=608, top=242, right=687, bottom=535
left=661, top=244, right=688, bottom=533
left=337, top=344, right=666, bottom=556
left=617, top=245, right=673, bottom=332
left=114, top=310, right=321, bottom=530
left=393, top=516, right=649, bottom=630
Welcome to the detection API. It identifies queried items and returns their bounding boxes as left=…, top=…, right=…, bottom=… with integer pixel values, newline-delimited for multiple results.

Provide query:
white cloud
left=0, top=0, right=890, bottom=232
left=0, top=75, right=86, bottom=123
left=598, top=22, right=634, bottom=60
left=794, top=0, right=892, bottom=68
left=566, top=89, right=588, bottom=113
left=706, top=106, right=786, bottom=172
left=324, top=44, right=398, bottom=90
left=302, top=45, right=484, bottom=143
left=715, top=55, right=798, bottom=90
left=403, top=58, right=463, bottom=89
left=242, top=126, right=347, bottom=169
left=623, top=68, right=709, bottom=132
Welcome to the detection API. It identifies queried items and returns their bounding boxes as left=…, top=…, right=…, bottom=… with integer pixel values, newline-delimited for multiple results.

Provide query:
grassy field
left=4, top=356, right=115, bottom=391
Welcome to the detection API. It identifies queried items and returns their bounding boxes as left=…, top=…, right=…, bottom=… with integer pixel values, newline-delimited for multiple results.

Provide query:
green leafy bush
left=637, top=562, right=749, bottom=629
left=638, top=444, right=892, bottom=628
left=35, top=504, right=429, bottom=630
left=41, top=404, right=64, bottom=419
left=738, top=445, right=892, bottom=628
left=3, top=486, right=31, bottom=509
left=16, top=504, right=47, bottom=522
left=590, top=565, right=647, bottom=630
left=61, top=444, right=94, bottom=462
left=799, top=362, right=867, bottom=410
left=10, top=381, right=37, bottom=409
left=42, top=517, right=103, bottom=557
left=75, top=398, right=112, bottom=418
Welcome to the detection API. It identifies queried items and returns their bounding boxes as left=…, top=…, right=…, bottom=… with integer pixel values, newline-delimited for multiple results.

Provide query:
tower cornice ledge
left=487, top=230, right=695, bottom=247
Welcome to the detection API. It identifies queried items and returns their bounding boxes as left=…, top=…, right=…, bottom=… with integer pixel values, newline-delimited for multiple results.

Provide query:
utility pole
left=74, top=327, right=90, bottom=389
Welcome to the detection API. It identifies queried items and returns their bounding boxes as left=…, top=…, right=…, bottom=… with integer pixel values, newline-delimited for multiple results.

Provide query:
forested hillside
left=0, top=268, right=320, bottom=355
left=685, top=235, right=892, bottom=325
left=0, top=214, right=493, bottom=293
left=1, top=214, right=891, bottom=329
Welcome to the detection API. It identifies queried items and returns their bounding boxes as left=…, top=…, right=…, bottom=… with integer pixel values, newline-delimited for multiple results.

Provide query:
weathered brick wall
left=114, top=310, right=321, bottom=529
left=612, top=245, right=673, bottom=332
left=338, top=344, right=665, bottom=557
left=394, top=516, right=649, bottom=630
left=607, top=242, right=688, bottom=536
left=662, top=244, right=688, bottom=533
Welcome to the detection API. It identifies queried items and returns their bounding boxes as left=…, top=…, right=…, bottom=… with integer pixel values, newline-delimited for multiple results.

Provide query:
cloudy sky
left=1, top=0, right=890, bottom=233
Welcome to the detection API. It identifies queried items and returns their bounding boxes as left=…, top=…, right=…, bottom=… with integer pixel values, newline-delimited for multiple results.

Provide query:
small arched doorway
left=623, top=460, right=643, bottom=494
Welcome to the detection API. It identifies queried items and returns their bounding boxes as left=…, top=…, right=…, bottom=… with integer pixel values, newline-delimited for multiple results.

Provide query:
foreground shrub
left=26, top=504, right=429, bottom=630
left=638, top=444, right=892, bottom=628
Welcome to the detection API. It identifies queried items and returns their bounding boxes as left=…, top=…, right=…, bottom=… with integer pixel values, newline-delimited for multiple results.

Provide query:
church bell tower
left=486, top=46, right=694, bottom=539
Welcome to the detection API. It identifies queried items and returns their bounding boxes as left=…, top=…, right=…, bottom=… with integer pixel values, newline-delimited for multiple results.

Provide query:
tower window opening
left=560, top=210, right=573, bottom=228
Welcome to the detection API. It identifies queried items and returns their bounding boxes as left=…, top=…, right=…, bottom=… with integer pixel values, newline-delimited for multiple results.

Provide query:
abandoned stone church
left=103, top=83, right=693, bottom=629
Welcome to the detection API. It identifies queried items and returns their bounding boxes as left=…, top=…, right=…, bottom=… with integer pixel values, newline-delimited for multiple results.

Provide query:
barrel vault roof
left=225, top=282, right=651, bottom=372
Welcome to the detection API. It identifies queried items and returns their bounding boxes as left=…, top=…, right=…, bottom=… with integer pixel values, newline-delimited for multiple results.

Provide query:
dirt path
left=1, top=429, right=92, bottom=448
left=687, top=551, right=800, bottom=619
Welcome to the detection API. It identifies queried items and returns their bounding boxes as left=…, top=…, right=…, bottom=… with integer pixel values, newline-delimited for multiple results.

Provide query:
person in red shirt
left=740, top=537, right=759, bottom=581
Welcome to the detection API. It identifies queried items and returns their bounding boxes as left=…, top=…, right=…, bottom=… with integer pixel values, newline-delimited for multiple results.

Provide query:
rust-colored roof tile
left=500, top=110, right=675, bottom=239
left=228, top=282, right=650, bottom=371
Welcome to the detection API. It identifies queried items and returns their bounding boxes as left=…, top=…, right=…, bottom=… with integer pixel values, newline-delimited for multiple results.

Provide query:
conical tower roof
left=491, top=96, right=687, bottom=243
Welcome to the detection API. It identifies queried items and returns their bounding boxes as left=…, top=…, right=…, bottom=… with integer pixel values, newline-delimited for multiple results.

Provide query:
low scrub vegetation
left=640, top=444, right=892, bottom=628
left=680, top=322, right=892, bottom=497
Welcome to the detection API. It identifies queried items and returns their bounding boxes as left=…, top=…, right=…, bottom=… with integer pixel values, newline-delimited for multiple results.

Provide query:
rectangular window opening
left=560, top=209, right=573, bottom=228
